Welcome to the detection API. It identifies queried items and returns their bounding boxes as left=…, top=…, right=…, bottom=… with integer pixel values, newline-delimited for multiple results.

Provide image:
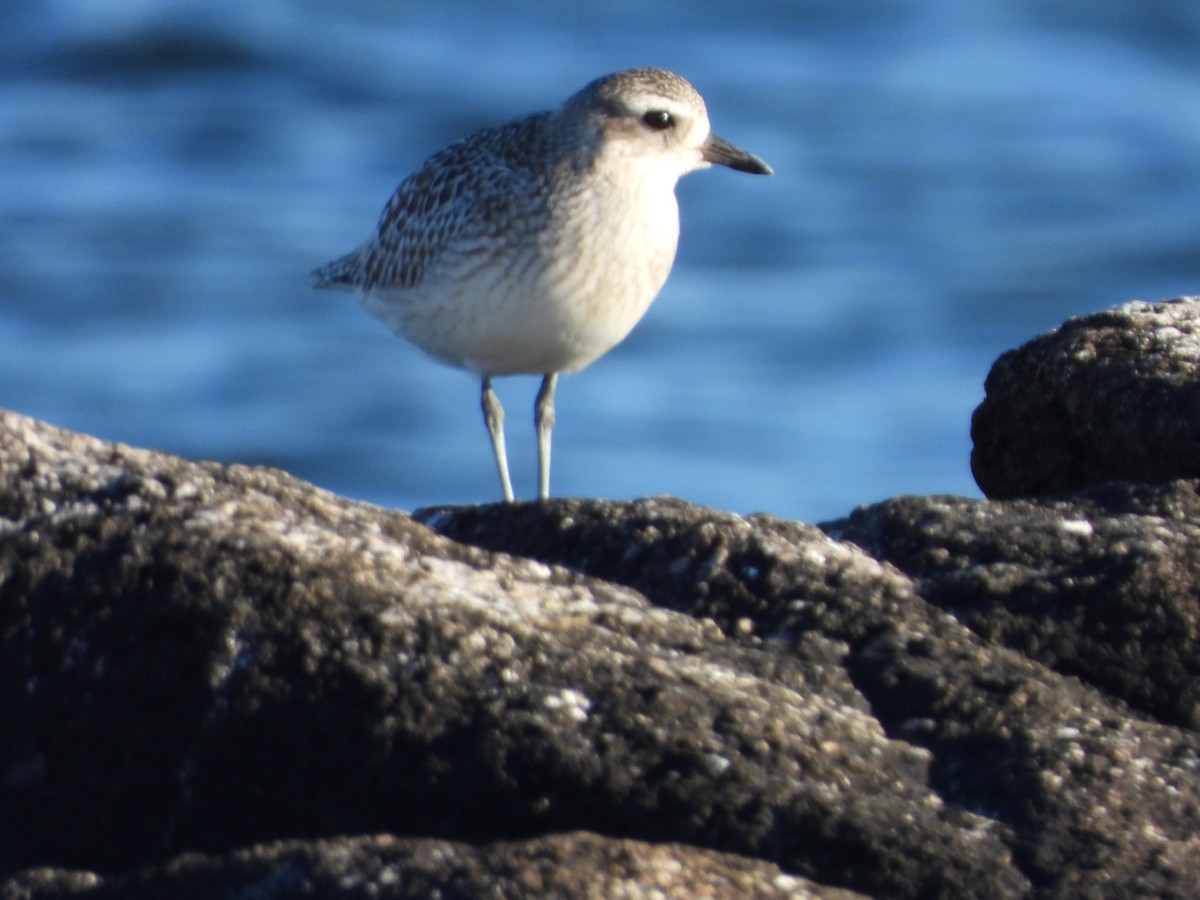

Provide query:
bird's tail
left=311, top=249, right=362, bottom=291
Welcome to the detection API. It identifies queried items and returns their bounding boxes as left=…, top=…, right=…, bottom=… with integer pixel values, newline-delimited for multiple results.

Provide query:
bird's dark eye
left=642, top=110, right=673, bottom=130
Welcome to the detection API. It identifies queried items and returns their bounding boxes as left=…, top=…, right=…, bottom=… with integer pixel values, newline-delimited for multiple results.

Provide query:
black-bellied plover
left=313, top=67, right=772, bottom=502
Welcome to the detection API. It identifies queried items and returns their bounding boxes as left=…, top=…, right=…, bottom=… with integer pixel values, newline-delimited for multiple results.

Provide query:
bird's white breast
left=362, top=152, right=682, bottom=378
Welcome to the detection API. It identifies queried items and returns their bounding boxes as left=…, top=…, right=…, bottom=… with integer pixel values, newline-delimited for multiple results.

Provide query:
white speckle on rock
left=523, top=560, right=552, bottom=580
left=771, top=873, right=803, bottom=891
left=704, top=752, right=731, bottom=775
left=173, top=480, right=200, bottom=501
left=1059, top=519, right=1093, bottom=537
left=799, top=545, right=827, bottom=567
left=1154, top=323, right=1200, bottom=359
left=544, top=688, right=592, bottom=722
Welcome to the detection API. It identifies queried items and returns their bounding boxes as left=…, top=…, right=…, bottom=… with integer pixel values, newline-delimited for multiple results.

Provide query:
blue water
left=2, top=1, right=1198, bottom=522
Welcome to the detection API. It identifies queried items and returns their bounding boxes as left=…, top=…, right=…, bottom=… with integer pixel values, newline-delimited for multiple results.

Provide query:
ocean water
left=1, top=0, right=1198, bottom=522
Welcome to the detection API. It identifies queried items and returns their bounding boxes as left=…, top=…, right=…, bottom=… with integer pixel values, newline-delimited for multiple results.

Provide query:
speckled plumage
left=315, top=113, right=559, bottom=295
left=313, top=67, right=772, bottom=501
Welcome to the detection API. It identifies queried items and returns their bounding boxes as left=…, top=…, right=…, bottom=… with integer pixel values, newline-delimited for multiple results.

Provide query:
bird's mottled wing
left=353, top=115, right=552, bottom=292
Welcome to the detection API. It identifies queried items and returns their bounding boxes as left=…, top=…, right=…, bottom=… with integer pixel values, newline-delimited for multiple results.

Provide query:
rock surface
left=826, top=484, right=1200, bottom=730
left=2, top=298, right=1200, bottom=898
left=971, top=297, right=1200, bottom=499
left=5, top=832, right=856, bottom=899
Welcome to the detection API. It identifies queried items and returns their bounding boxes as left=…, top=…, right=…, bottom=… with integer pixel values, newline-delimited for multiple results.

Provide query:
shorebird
left=313, top=67, right=772, bottom=502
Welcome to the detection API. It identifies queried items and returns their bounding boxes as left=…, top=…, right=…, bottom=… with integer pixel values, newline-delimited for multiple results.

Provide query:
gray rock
left=824, top=483, right=1200, bottom=729
left=0, top=411, right=1012, bottom=898
left=2, top=376, right=1200, bottom=898
left=423, top=497, right=1200, bottom=898
left=971, top=297, right=1200, bottom=499
left=3, top=832, right=859, bottom=899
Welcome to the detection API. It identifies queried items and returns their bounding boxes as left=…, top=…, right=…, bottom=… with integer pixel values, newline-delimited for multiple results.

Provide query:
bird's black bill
left=702, top=133, right=774, bottom=175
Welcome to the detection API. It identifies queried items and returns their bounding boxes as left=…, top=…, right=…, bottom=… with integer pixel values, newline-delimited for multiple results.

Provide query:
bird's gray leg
left=481, top=377, right=515, bottom=503
left=535, top=372, right=558, bottom=501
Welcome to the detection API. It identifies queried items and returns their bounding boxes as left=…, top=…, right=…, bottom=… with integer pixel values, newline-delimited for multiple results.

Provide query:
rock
left=5, top=290, right=1200, bottom=900
left=421, top=497, right=1200, bottom=898
left=823, top=483, right=1200, bottom=730
left=971, top=297, right=1200, bottom=499
left=3, top=832, right=858, bottom=899
left=0, top=411, right=1014, bottom=898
